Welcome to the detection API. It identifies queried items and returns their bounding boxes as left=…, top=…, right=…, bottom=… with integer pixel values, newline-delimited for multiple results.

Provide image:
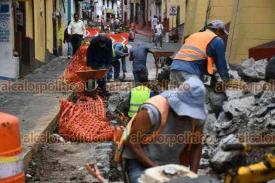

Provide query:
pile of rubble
left=202, top=58, right=275, bottom=175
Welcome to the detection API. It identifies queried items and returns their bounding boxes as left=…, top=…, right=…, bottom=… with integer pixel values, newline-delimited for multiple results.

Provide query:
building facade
left=0, top=0, right=71, bottom=79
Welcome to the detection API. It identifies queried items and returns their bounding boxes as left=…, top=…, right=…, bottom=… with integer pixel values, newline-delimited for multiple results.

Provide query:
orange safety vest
left=174, top=30, right=217, bottom=75
left=114, top=95, right=197, bottom=166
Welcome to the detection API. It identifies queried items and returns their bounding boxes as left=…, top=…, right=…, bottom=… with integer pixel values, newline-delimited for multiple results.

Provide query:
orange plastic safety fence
left=86, top=27, right=100, bottom=38
left=59, top=96, right=114, bottom=142
left=63, top=44, right=91, bottom=84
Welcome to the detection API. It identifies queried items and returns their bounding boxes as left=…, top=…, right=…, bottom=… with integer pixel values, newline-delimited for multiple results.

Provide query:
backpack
left=114, top=95, right=197, bottom=166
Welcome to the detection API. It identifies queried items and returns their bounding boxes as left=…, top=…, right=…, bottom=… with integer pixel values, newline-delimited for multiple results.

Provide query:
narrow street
left=0, top=35, right=180, bottom=183
left=1, top=0, right=275, bottom=183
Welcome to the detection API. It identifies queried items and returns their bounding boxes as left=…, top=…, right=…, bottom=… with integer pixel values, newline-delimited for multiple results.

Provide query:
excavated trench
left=25, top=88, right=126, bottom=183
left=26, top=58, right=275, bottom=182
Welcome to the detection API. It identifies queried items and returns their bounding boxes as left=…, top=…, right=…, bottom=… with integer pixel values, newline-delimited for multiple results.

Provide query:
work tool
left=222, top=143, right=275, bottom=183
left=76, top=69, right=109, bottom=97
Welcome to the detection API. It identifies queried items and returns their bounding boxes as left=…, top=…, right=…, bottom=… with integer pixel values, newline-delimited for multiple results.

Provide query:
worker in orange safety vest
left=170, top=20, right=230, bottom=85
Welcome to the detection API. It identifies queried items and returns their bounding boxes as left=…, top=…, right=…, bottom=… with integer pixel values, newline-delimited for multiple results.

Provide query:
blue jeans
left=170, top=70, right=199, bottom=86
left=121, top=57, right=126, bottom=72
left=67, top=42, right=73, bottom=57
left=155, top=35, right=163, bottom=48
left=133, top=68, right=148, bottom=83
left=125, top=159, right=146, bottom=183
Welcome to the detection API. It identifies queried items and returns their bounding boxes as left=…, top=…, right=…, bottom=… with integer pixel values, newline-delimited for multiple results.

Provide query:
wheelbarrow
left=76, top=69, right=109, bottom=81
left=76, top=69, right=109, bottom=97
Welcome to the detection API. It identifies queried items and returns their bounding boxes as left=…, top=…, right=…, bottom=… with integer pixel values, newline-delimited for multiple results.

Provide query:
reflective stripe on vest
left=128, top=86, right=151, bottom=117
left=112, top=46, right=116, bottom=57
left=174, top=30, right=217, bottom=75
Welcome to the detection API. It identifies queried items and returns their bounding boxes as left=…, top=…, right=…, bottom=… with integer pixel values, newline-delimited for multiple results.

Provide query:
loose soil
left=26, top=143, right=99, bottom=183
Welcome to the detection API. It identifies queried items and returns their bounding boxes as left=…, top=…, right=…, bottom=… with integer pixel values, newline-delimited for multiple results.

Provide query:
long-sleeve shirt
left=86, top=36, right=113, bottom=69
left=171, top=36, right=230, bottom=81
left=68, top=20, right=86, bottom=35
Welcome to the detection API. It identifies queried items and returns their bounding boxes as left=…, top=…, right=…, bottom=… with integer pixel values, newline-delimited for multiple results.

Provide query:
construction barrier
left=86, top=28, right=100, bottom=38
left=59, top=95, right=114, bottom=142
left=108, top=33, right=129, bottom=45
left=0, top=113, right=25, bottom=183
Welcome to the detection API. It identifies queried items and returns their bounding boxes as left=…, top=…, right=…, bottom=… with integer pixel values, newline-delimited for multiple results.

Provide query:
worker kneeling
left=119, top=77, right=207, bottom=183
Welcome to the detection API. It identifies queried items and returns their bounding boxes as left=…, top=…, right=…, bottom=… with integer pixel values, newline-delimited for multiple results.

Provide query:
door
left=176, top=6, right=180, bottom=27
left=13, top=1, right=32, bottom=75
left=135, top=3, right=139, bottom=23
left=130, top=3, right=134, bottom=23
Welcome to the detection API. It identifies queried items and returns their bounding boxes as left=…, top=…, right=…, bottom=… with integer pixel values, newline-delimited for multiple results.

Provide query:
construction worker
left=129, top=42, right=151, bottom=83
left=122, top=77, right=206, bottom=183
left=116, top=69, right=156, bottom=119
left=108, top=43, right=129, bottom=81
left=86, top=33, right=113, bottom=94
left=170, top=19, right=230, bottom=84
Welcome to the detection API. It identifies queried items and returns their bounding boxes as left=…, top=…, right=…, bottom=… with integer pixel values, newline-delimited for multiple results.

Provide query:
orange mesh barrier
left=59, top=96, right=114, bottom=142
left=63, top=44, right=91, bottom=85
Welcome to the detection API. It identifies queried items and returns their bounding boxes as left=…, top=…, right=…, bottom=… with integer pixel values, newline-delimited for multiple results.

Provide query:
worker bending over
left=116, top=70, right=156, bottom=120
left=122, top=77, right=206, bottom=183
left=108, top=43, right=129, bottom=81
left=171, top=20, right=230, bottom=84
left=86, top=33, right=112, bottom=94
left=129, top=43, right=151, bottom=83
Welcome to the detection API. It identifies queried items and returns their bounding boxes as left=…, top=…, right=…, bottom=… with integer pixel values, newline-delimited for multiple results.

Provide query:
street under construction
left=1, top=0, right=275, bottom=183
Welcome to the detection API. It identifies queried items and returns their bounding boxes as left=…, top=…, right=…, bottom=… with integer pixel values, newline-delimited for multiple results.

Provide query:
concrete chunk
left=210, top=135, right=242, bottom=173
left=223, top=96, right=255, bottom=117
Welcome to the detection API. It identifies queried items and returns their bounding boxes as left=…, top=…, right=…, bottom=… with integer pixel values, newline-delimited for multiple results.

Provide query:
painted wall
left=164, top=0, right=186, bottom=29
left=46, top=0, right=53, bottom=54
left=25, top=1, right=33, bottom=39
left=33, top=0, right=46, bottom=62
left=226, top=0, right=275, bottom=64
left=183, top=0, right=233, bottom=37
left=208, top=0, right=233, bottom=24
left=183, top=0, right=208, bottom=38
left=0, top=0, right=19, bottom=79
